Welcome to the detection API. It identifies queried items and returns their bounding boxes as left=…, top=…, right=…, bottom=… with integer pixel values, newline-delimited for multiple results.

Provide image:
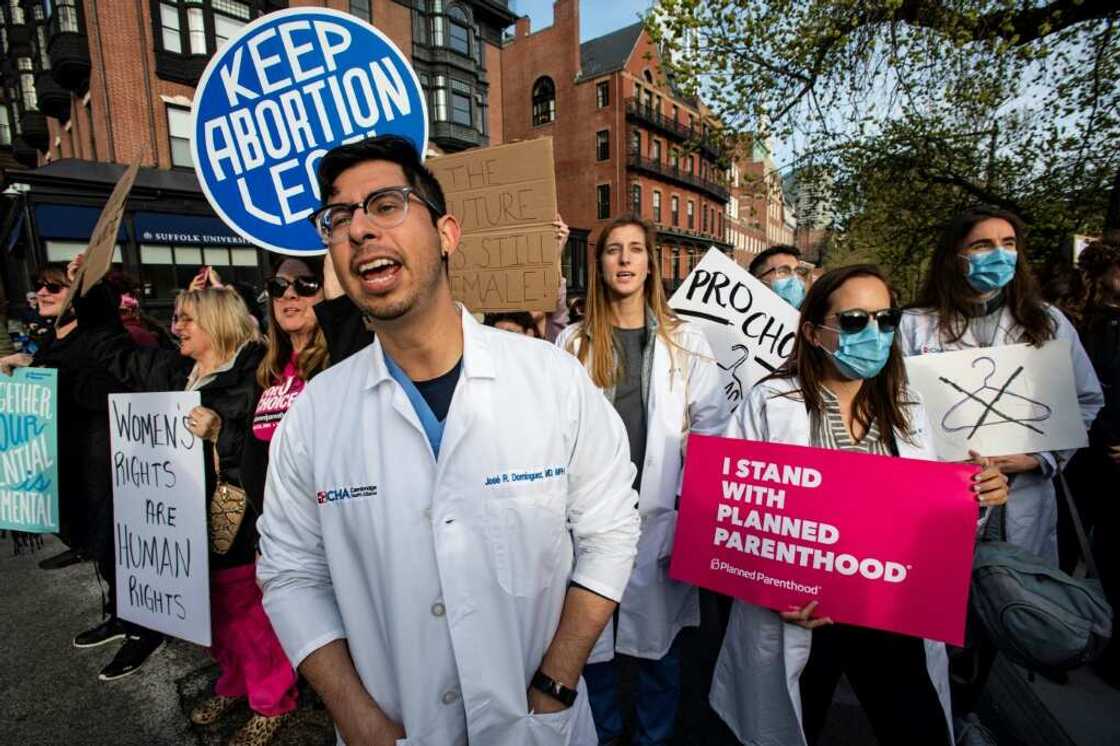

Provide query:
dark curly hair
left=1070, top=240, right=1120, bottom=325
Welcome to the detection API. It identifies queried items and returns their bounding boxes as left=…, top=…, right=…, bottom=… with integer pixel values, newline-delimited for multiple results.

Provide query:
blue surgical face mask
left=965, top=248, right=1017, bottom=293
left=771, top=276, right=806, bottom=308
left=823, top=324, right=895, bottom=380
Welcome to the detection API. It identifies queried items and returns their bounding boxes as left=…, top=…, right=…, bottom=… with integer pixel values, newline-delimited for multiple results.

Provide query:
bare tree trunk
left=1106, top=166, right=1120, bottom=236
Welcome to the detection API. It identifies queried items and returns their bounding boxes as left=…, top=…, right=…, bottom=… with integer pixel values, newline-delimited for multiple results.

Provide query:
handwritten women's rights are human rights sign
left=670, top=435, right=978, bottom=644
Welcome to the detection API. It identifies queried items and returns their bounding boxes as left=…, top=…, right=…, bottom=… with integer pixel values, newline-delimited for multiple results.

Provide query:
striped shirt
left=811, top=386, right=892, bottom=455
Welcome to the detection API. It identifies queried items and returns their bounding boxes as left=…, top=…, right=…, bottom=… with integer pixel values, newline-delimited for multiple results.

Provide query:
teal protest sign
left=0, top=368, right=59, bottom=532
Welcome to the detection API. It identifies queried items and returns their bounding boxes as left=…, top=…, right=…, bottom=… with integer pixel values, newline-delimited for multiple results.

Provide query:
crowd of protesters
left=2, top=133, right=1117, bottom=746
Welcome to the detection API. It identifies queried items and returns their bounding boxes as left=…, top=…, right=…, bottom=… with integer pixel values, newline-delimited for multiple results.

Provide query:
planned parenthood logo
left=191, top=8, right=428, bottom=255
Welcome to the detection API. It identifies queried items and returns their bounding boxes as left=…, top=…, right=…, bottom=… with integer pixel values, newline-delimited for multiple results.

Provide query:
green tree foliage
left=650, top=0, right=1120, bottom=294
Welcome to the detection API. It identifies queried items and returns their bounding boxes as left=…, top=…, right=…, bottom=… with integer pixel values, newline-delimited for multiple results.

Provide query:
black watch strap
left=531, top=670, right=578, bottom=707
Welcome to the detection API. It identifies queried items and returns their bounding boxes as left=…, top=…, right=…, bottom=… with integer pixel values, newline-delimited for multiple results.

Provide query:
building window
left=596, top=80, right=609, bottom=108
left=642, top=89, right=653, bottom=114
left=629, top=129, right=640, bottom=155
left=630, top=184, right=641, bottom=215
left=531, top=76, right=555, bottom=126
left=596, top=129, right=609, bottom=161
left=157, top=1, right=249, bottom=55
left=669, top=148, right=678, bottom=170
left=450, top=79, right=471, bottom=126
left=687, top=200, right=695, bottom=229
left=349, top=0, right=371, bottom=20
left=597, top=184, right=610, bottom=220
left=447, top=5, right=471, bottom=56
left=671, top=195, right=679, bottom=226
left=430, top=75, right=448, bottom=121
left=159, top=2, right=182, bottom=53
left=140, top=244, right=258, bottom=301
left=671, top=104, right=679, bottom=122
left=167, top=106, right=192, bottom=167
left=702, top=204, right=708, bottom=232
left=0, top=105, right=10, bottom=146
left=652, top=190, right=661, bottom=223
left=651, top=139, right=661, bottom=163
left=18, top=58, right=37, bottom=112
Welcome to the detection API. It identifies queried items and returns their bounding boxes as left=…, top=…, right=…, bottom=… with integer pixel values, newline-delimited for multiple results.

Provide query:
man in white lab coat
left=256, top=135, right=641, bottom=746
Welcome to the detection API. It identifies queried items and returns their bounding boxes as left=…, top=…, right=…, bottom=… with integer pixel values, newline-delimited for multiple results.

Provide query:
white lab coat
left=556, top=320, right=730, bottom=662
left=709, top=376, right=953, bottom=746
left=898, top=305, right=1104, bottom=564
left=257, top=308, right=641, bottom=746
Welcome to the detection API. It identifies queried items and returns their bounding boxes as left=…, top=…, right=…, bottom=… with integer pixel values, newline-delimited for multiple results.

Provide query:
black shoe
left=38, top=548, right=84, bottom=570
left=73, top=617, right=128, bottom=649
left=98, top=634, right=163, bottom=681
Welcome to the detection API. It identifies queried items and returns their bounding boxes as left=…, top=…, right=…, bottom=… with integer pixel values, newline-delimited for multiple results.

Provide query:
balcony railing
left=626, top=150, right=730, bottom=203
left=624, top=98, right=725, bottom=160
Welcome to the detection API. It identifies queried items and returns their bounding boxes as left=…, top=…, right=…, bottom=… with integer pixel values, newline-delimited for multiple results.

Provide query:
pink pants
left=210, top=563, right=297, bottom=717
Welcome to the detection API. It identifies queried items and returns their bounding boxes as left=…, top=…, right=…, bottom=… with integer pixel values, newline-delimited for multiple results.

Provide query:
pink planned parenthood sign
left=670, top=434, right=978, bottom=645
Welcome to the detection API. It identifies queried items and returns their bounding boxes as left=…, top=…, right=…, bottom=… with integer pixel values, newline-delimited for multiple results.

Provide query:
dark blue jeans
left=583, top=637, right=682, bottom=746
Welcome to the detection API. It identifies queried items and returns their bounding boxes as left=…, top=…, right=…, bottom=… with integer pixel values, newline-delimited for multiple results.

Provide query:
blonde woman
left=77, top=273, right=296, bottom=746
left=556, top=214, right=729, bottom=745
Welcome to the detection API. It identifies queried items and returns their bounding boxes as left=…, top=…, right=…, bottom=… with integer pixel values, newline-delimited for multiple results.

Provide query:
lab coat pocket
left=485, top=488, right=565, bottom=599
left=637, top=509, right=679, bottom=577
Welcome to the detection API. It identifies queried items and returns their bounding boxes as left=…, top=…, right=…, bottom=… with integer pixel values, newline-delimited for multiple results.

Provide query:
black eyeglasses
left=308, top=186, right=444, bottom=244
left=35, top=281, right=69, bottom=294
left=267, top=276, right=322, bottom=299
left=822, top=308, right=902, bottom=334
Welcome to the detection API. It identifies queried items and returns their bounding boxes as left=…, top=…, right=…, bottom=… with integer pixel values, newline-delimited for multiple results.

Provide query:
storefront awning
left=34, top=203, right=128, bottom=241
left=134, top=212, right=250, bottom=246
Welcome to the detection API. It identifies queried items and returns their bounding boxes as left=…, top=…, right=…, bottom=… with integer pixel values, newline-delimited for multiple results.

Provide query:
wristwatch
left=530, top=670, right=578, bottom=708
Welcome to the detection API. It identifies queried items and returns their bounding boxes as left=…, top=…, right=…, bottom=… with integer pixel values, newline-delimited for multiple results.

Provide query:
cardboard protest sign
left=669, top=248, right=800, bottom=413
left=428, top=138, right=560, bottom=312
left=670, top=435, right=978, bottom=645
left=110, top=392, right=210, bottom=646
left=904, top=341, right=1088, bottom=461
left=56, top=158, right=140, bottom=323
left=192, top=8, right=428, bottom=255
left=0, top=368, right=59, bottom=533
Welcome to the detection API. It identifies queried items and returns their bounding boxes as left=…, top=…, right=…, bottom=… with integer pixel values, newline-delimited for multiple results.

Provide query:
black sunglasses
left=35, top=281, right=69, bottom=294
left=267, top=276, right=321, bottom=298
left=824, top=308, right=903, bottom=334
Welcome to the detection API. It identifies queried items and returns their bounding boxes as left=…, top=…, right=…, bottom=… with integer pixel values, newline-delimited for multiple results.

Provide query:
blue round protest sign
left=191, top=8, right=428, bottom=255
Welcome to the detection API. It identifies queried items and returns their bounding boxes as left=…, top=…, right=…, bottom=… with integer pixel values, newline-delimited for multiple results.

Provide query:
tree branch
left=895, top=0, right=1118, bottom=46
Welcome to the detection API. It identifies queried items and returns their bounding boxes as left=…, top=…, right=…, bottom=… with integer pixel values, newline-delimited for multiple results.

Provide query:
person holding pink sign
left=557, top=214, right=729, bottom=746
left=710, top=265, right=1008, bottom=746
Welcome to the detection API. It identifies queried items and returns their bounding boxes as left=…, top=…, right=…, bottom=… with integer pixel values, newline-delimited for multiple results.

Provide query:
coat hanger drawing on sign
left=719, top=344, right=750, bottom=408
left=938, top=356, right=1052, bottom=439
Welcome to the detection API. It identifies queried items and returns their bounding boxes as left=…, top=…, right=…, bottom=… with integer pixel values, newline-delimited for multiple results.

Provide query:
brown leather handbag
left=209, top=441, right=248, bottom=555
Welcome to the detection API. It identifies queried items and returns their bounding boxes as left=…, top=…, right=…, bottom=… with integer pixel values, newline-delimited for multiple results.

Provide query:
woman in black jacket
left=0, top=266, right=166, bottom=681
left=80, top=279, right=297, bottom=745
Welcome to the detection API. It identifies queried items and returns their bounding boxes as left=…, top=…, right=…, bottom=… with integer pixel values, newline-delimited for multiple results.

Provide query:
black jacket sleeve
left=315, top=295, right=374, bottom=365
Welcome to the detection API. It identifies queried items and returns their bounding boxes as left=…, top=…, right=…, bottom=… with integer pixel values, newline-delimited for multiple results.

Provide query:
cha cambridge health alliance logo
left=191, top=8, right=429, bottom=256
left=317, top=484, right=378, bottom=505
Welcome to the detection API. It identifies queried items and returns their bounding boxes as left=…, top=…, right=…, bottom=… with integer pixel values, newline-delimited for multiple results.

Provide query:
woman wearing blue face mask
left=710, top=265, right=1008, bottom=746
left=900, top=207, right=1104, bottom=565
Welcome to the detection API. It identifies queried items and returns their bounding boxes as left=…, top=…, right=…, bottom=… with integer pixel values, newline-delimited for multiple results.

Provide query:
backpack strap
left=1055, top=455, right=1100, bottom=578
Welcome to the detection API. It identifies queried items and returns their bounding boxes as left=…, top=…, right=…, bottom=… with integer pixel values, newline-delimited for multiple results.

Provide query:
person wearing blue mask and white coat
left=899, top=206, right=1104, bottom=566
left=750, top=245, right=813, bottom=309
left=557, top=214, right=729, bottom=746
left=710, top=264, right=1009, bottom=746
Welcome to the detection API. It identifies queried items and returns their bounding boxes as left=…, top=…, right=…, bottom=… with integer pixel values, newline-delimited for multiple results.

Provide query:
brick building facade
left=0, top=0, right=733, bottom=313
left=0, top=0, right=516, bottom=314
left=726, top=137, right=797, bottom=269
left=499, top=0, right=731, bottom=291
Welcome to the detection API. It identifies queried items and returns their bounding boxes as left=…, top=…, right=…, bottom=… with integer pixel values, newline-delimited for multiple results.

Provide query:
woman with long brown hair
left=710, top=265, right=1008, bottom=746
left=556, top=214, right=729, bottom=745
left=900, top=206, right=1104, bottom=565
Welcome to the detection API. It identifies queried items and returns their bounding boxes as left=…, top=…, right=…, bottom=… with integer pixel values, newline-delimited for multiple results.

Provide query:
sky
left=510, top=0, right=654, bottom=41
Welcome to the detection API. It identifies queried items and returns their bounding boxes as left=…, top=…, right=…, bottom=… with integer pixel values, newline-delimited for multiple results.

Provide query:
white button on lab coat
left=257, top=309, right=641, bottom=746
left=556, top=320, right=729, bottom=662
left=709, top=376, right=954, bottom=746
left=898, top=305, right=1104, bottom=564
